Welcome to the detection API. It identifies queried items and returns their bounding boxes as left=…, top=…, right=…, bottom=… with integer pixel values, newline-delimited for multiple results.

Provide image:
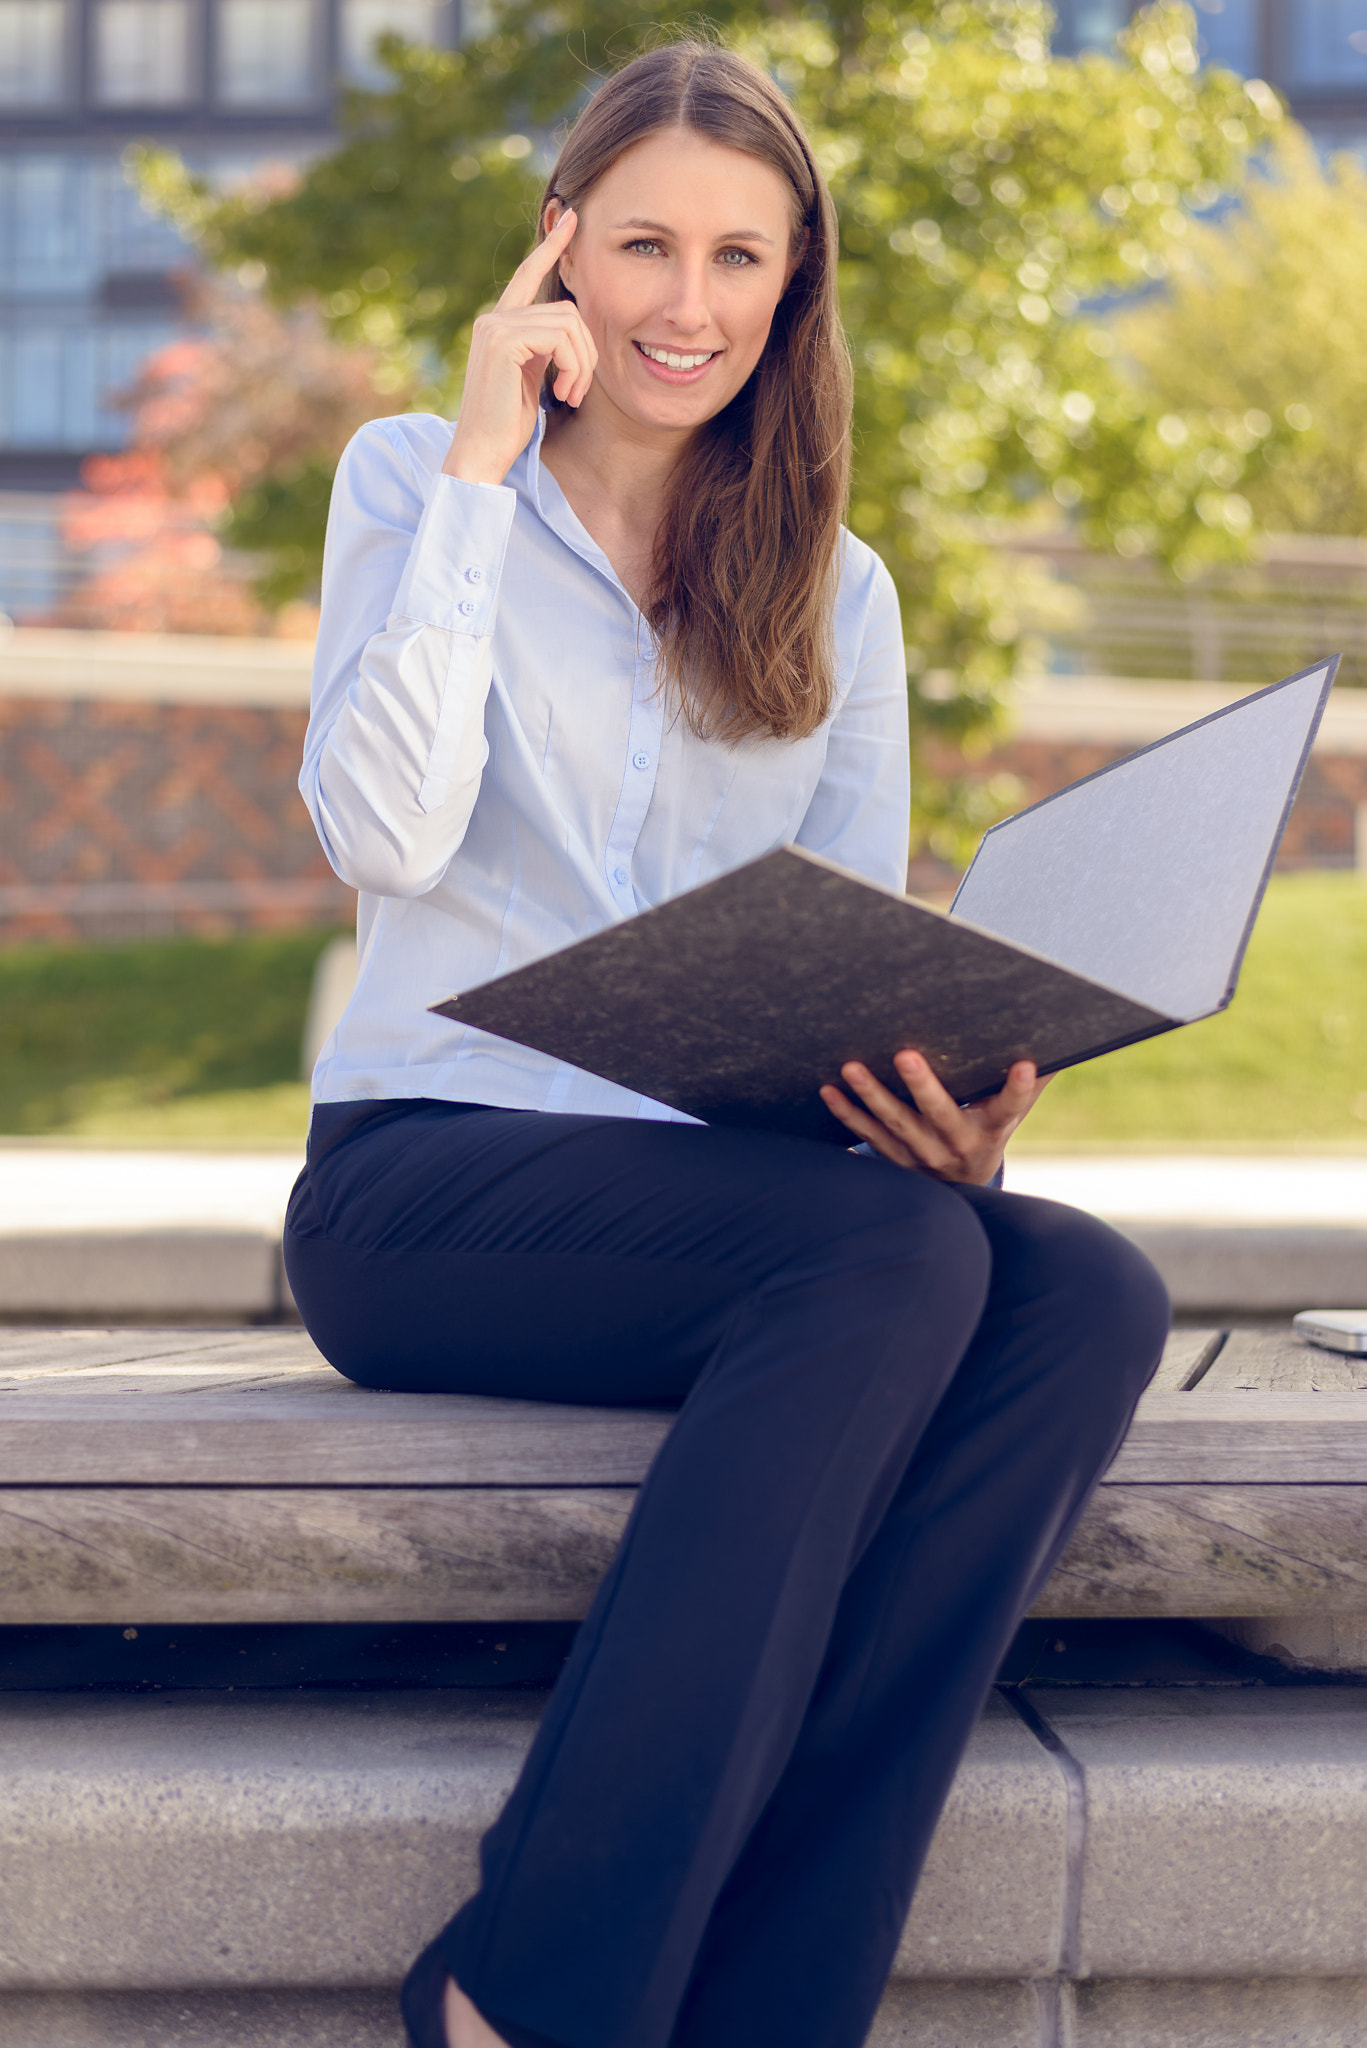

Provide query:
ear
left=543, top=197, right=577, bottom=294
left=784, top=226, right=810, bottom=291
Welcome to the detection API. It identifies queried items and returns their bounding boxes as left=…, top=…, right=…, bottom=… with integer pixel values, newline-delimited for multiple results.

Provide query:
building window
left=92, top=0, right=193, bottom=105
left=0, top=156, right=94, bottom=294
left=0, top=320, right=173, bottom=450
left=1287, top=2, right=1367, bottom=88
left=216, top=0, right=315, bottom=105
left=340, top=0, right=441, bottom=85
left=0, top=0, right=67, bottom=104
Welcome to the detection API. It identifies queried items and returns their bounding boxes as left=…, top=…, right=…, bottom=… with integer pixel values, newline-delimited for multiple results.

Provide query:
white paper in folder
left=949, top=660, right=1337, bottom=1023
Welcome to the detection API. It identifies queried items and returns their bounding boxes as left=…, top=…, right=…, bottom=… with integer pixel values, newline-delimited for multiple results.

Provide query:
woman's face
left=554, top=126, right=801, bottom=436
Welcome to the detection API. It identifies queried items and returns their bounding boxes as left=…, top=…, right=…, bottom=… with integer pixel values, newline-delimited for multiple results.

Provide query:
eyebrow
left=611, top=217, right=776, bottom=246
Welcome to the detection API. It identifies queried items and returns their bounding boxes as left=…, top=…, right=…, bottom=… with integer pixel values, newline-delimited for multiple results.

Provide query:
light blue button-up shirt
left=302, top=409, right=911, bottom=1121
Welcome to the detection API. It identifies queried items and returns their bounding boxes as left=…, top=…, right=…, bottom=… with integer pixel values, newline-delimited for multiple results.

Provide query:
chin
left=625, top=379, right=741, bottom=433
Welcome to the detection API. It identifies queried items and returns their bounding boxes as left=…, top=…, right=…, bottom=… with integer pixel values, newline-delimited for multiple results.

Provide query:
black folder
left=433, top=659, right=1337, bottom=1145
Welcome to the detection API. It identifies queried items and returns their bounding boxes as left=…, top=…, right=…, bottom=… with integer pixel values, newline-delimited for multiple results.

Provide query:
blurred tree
left=135, top=1, right=1281, bottom=855
left=1117, top=127, right=1367, bottom=539
left=57, top=281, right=409, bottom=632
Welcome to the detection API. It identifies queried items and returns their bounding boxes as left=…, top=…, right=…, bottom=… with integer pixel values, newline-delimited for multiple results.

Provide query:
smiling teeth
left=638, top=344, right=715, bottom=369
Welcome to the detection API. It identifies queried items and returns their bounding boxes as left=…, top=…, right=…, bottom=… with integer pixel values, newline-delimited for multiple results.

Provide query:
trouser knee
left=1002, top=1196, right=1170, bottom=1399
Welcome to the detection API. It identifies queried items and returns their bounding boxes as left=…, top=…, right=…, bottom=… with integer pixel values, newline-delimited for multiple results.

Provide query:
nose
left=660, top=256, right=711, bottom=337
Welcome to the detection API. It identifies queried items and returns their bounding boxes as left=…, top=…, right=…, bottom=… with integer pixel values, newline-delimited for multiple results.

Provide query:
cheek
left=732, top=287, right=786, bottom=363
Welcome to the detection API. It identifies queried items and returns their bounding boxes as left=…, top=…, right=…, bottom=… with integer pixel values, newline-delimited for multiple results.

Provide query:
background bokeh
left=1, top=0, right=1364, bottom=1150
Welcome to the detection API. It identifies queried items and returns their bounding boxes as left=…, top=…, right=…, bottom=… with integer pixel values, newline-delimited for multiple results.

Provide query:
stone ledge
left=1115, top=1223, right=1367, bottom=1316
left=1041, top=1688, right=1367, bottom=1979
left=0, top=1234, right=285, bottom=1321
left=4, top=1976, right=1365, bottom=2048
left=4, top=1688, right=1367, bottom=2046
left=0, top=1988, right=401, bottom=2048
left=0, top=1690, right=1063, bottom=1992
left=4, top=1222, right=1361, bottom=1321
left=4, top=1688, right=1367, bottom=1995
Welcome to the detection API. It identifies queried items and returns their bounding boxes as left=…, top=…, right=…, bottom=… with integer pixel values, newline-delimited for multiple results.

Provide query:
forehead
left=585, top=127, right=796, bottom=235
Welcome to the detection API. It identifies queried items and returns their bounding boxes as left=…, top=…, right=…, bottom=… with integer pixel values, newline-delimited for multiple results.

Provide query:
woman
left=284, top=40, right=1168, bottom=2048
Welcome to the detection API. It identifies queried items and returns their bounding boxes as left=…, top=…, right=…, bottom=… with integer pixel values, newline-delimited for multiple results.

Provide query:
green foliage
left=0, top=930, right=341, bottom=1138
left=222, top=457, right=340, bottom=609
left=134, top=1, right=1282, bottom=854
left=1017, top=871, right=1367, bottom=1150
left=1117, top=127, right=1367, bottom=539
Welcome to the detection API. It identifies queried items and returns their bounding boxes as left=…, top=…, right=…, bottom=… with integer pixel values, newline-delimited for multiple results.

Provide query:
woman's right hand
left=442, top=207, right=598, bottom=487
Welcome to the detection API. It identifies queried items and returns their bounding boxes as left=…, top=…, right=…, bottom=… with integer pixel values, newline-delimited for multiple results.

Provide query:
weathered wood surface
left=0, top=1487, right=632, bottom=1623
left=1042, top=1484, right=1367, bottom=1618
left=4, top=1479, right=1367, bottom=1625
left=1109, top=1394, right=1367, bottom=1483
left=4, top=1325, right=1367, bottom=1625
left=0, top=1327, right=673, bottom=1485
left=1146, top=1327, right=1226, bottom=1393
left=1202, top=1327, right=1367, bottom=1393
left=8, top=1377, right=1367, bottom=1486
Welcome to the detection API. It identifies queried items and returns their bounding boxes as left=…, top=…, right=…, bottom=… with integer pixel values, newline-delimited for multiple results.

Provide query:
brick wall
left=1, top=640, right=1363, bottom=946
left=0, top=696, right=351, bottom=946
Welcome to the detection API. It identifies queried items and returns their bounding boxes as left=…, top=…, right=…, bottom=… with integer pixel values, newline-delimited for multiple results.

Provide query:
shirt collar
left=513, top=408, right=637, bottom=611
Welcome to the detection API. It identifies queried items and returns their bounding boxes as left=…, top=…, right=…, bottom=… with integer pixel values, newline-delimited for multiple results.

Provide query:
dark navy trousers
left=284, top=1098, right=1168, bottom=2048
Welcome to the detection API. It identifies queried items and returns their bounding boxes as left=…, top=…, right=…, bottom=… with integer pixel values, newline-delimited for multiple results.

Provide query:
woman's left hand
left=820, top=1052, right=1051, bottom=1186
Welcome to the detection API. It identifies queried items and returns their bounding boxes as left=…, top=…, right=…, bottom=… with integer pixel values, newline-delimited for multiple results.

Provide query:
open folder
left=433, top=658, right=1337, bottom=1145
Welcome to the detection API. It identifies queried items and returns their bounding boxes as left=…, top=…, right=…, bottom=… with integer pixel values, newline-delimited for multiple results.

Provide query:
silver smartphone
left=1293, top=1310, right=1367, bottom=1356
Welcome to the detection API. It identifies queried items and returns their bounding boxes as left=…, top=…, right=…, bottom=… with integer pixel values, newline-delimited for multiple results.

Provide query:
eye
left=625, top=238, right=663, bottom=256
left=717, top=247, right=759, bottom=267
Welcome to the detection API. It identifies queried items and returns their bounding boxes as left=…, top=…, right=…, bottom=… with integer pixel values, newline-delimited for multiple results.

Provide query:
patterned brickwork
left=909, top=737, right=1367, bottom=895
left=1, top=696, right=1361, bottom=946
left=0, top=697, right=352, bottom=945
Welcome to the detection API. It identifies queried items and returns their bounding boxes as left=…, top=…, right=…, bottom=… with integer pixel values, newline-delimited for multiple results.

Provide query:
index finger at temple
left=504, top=209, right=577, bottom=307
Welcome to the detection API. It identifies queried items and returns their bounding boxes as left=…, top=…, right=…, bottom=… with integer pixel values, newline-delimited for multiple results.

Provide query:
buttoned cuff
left=391, top=474, right=517, bottom=632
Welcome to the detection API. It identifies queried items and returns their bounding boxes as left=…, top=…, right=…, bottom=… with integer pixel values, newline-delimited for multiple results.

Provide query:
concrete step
left=5, top=1219, right=1365, bottom=1320
left=2, top=1685, right=1367, bottom=2046
left=0, top=1989, right=399, bottom=2047
left=2, top=1150, right=1366, bottom=1321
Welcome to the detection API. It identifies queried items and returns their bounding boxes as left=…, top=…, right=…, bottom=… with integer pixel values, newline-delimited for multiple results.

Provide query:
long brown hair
left=535, top=41, right=852, bottom=743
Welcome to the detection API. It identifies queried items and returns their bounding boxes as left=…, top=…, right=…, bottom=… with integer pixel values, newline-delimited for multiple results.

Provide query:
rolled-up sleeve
left=301, top=418, right=516, bottom=899
left=793, top=557, right=910, bottom=891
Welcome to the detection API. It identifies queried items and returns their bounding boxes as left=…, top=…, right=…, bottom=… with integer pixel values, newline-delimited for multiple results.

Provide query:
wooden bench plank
left=1146, top=1328, right=1225, bottom=1393
left=1201, top=1328, right=1367, bottom=1393
left=1109, top=1394, right=1367, bottom=1483
left=6, top=1390, right=1367, bottom=1485
left=0, top=1389, right=676, bottom=1484
left=5, top=1331, right=1367, bottom=1486
left=0, top=1487, right=630, bottom=1624
left=4, top=1479, right=1367, bottom=1625
left=1043, top=1483, right=1367, bottom=1618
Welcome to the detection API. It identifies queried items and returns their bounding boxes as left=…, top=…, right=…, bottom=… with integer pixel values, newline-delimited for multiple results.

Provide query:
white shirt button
left=458, top=599, right=476, bottom=616
left=613, top=866, right=628, bottom=885
left=466, top=566, right=482, bottom=582
left=632, top=751, right=651, bottom=770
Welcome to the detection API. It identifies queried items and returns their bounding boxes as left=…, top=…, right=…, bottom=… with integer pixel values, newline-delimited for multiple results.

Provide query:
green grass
left=1, top=873, right=1365, bottom=1151
left=0, top=929, right=341, bottom=1148
left=1016, top=870, right=1367, bottom=1151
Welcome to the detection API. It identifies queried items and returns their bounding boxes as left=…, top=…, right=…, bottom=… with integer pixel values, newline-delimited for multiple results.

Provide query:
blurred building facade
left=1057, top=0, right=1367, bottom=151
left=0, top=0, right=457, bottom=613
